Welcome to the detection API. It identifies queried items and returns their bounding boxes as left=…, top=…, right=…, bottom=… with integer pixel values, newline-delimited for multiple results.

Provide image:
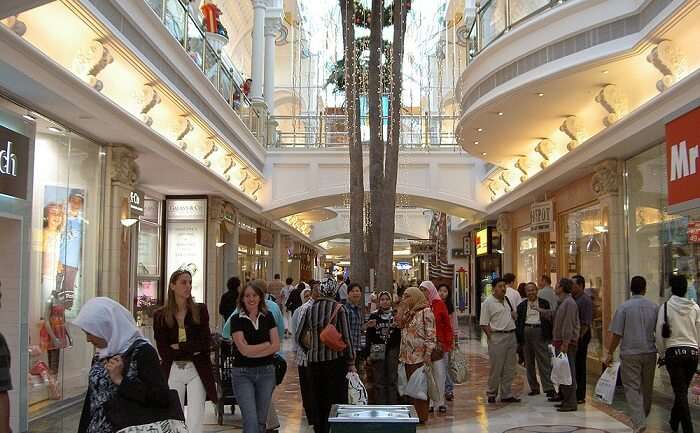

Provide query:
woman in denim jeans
left=229, top=280, right=281, bottom=433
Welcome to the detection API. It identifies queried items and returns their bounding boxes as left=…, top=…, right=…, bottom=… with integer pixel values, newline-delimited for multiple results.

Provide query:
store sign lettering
left=166, top=199, right=207, bottom=220
left=0, top=125, right=30, bottom=200
left=129, top=190, right=145, bottom=216
left=666, top=107, right=700, bottom=213
left=530, top=200, right=553, bottom=233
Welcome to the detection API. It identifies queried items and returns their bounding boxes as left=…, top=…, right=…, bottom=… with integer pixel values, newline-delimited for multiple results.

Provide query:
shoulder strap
left=504, top=296, right=514, bottom=312
left=329, top=303, right=342, bottom=322
left=664, top=301, right=668, bottom=326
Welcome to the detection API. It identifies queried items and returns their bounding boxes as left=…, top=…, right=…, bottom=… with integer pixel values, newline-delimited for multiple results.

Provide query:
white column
left=250, top=0, right=266, bottom=102
left=272, top=230, right=282, bottom=278
left=264, top=16, right=281, bottom=112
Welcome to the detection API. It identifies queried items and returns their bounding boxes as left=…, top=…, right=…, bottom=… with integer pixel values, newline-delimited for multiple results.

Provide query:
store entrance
left=474, top=253, right=502, bottom=320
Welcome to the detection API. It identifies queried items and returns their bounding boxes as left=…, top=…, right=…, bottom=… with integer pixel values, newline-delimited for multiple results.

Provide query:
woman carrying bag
left=366, top=291, right=401, bottom=404
left=397, top=287, right=436, bottom=424
left=74, top=298, right=185, bottom=433
left=656, top=275, right=700, bottom=433
left=154, top=270, right=217, bottom=433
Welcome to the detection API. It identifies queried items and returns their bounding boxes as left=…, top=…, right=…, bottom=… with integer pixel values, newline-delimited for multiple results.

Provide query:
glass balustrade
left=144, top=0, right=264, bottom=145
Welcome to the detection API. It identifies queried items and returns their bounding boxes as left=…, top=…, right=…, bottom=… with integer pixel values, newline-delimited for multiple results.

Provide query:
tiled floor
left=28, top=337, right=699, bottom=433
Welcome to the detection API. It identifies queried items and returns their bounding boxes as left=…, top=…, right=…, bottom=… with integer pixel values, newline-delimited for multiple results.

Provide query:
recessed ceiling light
left=602, top=70, right=609, bottom=74
left=23, top=113, right=36, bottom=121
left=48, top=126, right=63, bottom=133
left=474, top=141, right=479, bottom=145
left=537, top=92, right=544, bottom=97
left=477, top=128, right=484, bottom=132
left=497, top=112, right=504, bottom=116
left=481, top=152, right=487, bottom=156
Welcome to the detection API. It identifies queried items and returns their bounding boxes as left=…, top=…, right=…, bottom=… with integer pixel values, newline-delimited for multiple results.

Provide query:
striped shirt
left=0, top=332, right=12, bottom=392
left=295, top=298, right=354, bottom=364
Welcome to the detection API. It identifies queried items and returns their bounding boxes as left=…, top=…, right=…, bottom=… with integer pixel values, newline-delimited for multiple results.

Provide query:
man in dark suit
left=516, top=282, right=555, bottom=398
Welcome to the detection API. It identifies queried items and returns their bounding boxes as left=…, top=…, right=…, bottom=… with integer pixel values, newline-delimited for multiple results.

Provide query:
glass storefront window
left=136, top=199, right=162, bottom=325
left=28, top=125, right=104, bottom=410
left=517, top=231, right=537, bottom=284
left=561, top=204, right=605, bottom=360
left=626, top=144, right=699, bottom=304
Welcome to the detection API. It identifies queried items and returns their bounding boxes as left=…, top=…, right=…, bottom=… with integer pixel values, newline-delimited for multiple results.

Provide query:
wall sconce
left=499, top=170, right=519, bottom=191
left=595, top=84, right=627, bottom=127
left=647, top=40, right=686, bottom=92
left=120, top=218, right=138, bottom=227
left=239, top=167, right=249, bottom=191
left=72, top=40, right=113, bottom=92
left=559, top=116, right=585, bottom=151
left=251, top=180, right=262, bottom=200
left=175, top=117, right=193, bottom=149
left=216, top=242, right=226, bottom=248
left=535, top=139, right=554, bottom=168
left=202, top=139, right=218, bottom=167
left=136, top=84, right=161, bottom=126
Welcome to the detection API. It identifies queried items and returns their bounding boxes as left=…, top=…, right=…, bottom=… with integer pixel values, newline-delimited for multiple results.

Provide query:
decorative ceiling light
left=202, top=139, right=218, bottom=167
left=647, top=40, right=686, bottom=92
left=559, top=116, right=585, bottom=151
left=223, top=154, right=236, bottom=180
left=515, top=157, right=535, bottom=182
left=72, top=40, right=114, bottom=92
left=536, top=92, right=544, bottom=97
left=239, top=167, right=249, bottom=191
left=476, top=128, right=484, bottom=132
left=174, top=117, right=193, bottom=149
left=481, top=152, right=487, bottom=156
left=499, top=170, right=519, bottom=191
left=136, top=84, right=161, bottom=126
left=595, top=84, right=627, bottom=127
left=4, top=15, right=27, bottom=36
left=535, top=139, right=554, bottom=168
left=473, top=140, right=479, bottom=145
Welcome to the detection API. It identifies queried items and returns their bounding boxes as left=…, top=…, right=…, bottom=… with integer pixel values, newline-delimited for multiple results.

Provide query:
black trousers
left=560, top=344, right=578, bottom=410
left=665, top=347, right=699, bottom=433
left=306, top=358, right=348, bottom=433
left=576, top=330, right=591, bottom=401
left=369, top=345, right=400, bottom=405
left=298, top=365, right=315, bottom=427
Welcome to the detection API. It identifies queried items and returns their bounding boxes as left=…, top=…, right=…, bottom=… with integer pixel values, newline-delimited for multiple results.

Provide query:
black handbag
left=274, top=353, right=287, bottom=385
left=105, top=344, right=185, bottom=431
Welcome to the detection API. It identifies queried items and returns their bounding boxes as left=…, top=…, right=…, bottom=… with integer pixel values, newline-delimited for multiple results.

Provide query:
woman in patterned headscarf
left=398, top=287, right=436, bottom=423
left=295, top=277, right=355, bottom=433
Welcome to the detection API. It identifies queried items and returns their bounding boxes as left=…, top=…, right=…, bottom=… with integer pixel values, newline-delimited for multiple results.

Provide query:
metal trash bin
left=329, top=405, right=419, bottom=433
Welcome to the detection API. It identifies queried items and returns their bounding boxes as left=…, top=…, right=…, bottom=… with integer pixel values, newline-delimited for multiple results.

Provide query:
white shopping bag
left=347, top=372, right=368, bottom=405
left=398, top=363, right=408, bottom=396
left=423, top=363, right=441, bottom=402
left=550, top=352, right=572, bottom=387
left=118, top=420, right=189, bottom=433
left=404, top=365, right=428, bottom=400
left=593, top=362, right=620, bottom=405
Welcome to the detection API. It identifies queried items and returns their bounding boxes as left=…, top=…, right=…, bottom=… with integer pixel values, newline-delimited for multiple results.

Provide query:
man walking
left=337, top=275, right=348, bottom=304
left=0, top=281, right=12, bottom=433
left=551, top=278, right=579, bottom=412
left=605, top=276, right=658, bottom=433
left=503, top=273, right=523, bottom=311
left=480, top=279, right=520, bottom=403
left=537, top=275, right=557, bottom=309
left=516, top=282, right=555, bottom=398
left=268, top=274, right=285, bottom=304
left=572, top=275, right=593, bottom=404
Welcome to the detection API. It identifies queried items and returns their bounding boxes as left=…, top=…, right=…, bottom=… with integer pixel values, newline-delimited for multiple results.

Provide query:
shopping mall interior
left=1, top=0, right=699, bottom=432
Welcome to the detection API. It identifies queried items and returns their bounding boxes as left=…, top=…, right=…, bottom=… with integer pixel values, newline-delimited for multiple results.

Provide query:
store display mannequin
left=40, top=290, right=71, bottom=400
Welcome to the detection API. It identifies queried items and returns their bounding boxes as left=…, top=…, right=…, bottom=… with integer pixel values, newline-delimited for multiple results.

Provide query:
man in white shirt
left=503, top=273, right=522, bottom=314
left=480, top=278, right=521, bottom=404
left=280, top=277, right=295, bottom=335
left=336, top=274, right=348, bottom=303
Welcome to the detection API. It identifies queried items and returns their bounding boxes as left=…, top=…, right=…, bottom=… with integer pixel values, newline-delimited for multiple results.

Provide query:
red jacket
left=431, top=299, right=454, bottom=353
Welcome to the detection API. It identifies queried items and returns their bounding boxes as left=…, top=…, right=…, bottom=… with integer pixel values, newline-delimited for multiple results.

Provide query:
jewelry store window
left=561, top=204, right=605, bottom=360
left=135, top=198, right=162, bottom=326
left=517, top=230, right=538, bottom=284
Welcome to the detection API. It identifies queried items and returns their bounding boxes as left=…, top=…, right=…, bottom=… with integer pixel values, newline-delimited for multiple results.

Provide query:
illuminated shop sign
left=666, top=106, right=700, bottom=213
left=0, top=125, right=30, bottom=200
left=475, top=228, right=489, bottom=256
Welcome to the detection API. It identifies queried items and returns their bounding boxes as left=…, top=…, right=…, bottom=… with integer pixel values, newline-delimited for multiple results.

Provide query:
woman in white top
left=656, top=275, right=700, bottom=433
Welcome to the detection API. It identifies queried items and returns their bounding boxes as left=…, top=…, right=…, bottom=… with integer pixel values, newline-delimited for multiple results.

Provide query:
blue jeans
left=232, top=365, right=276, bottom=433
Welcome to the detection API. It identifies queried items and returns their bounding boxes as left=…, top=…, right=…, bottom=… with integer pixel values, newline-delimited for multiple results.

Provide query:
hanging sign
left=475, top=228, right=489, bottom=256
left=666, top=106, right=700, bottom=213
left=0, top=125, right=30, bottom=200
left=129, top=190, right=145, bottom=216
left=530, top=200, right=554, bottom=233
left=256, top=227, right=274, bottom=248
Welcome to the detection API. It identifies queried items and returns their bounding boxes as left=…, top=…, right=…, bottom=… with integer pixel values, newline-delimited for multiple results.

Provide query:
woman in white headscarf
left=74, top=297, right=171, bottom=433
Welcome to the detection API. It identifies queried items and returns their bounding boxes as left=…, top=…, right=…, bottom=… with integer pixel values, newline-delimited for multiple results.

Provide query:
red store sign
left=666, top=106, right=700, bottom=213
left=689, top=222, right=700, bottom=244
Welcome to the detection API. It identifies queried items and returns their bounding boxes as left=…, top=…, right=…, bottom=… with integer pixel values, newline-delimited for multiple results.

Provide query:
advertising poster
left=165, top=199, right=207, bottom=302
left=41, top=185, right=86, bottom=315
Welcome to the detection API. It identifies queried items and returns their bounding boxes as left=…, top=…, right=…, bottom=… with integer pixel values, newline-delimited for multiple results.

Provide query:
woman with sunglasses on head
left=228, top=279, right=280, bottom=433
left=154, top=270, right=216, bottom=433
left=366, top=291, right=401, bottom=404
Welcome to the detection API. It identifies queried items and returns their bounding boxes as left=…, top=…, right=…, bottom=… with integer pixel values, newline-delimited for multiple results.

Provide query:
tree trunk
left=376, top=0, right=409, bottom=291
left=367, top=0, right=385, bottom=284
left=340, top=0, right=368, bottom=287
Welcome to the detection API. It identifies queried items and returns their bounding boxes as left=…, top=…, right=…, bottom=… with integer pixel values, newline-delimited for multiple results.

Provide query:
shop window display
left=517, top=231, right=537, bottom=284
left=28, top=127, right=103, bottom=409
left=561, top=204, right=605, bottom=360
left=136, top=198, right=162, bottom=325
left=626, top=144, right=699, bottom=304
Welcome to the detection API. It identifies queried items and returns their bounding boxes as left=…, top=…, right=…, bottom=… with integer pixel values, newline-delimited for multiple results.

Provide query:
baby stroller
left=212, top=334, right=237, bottom=425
